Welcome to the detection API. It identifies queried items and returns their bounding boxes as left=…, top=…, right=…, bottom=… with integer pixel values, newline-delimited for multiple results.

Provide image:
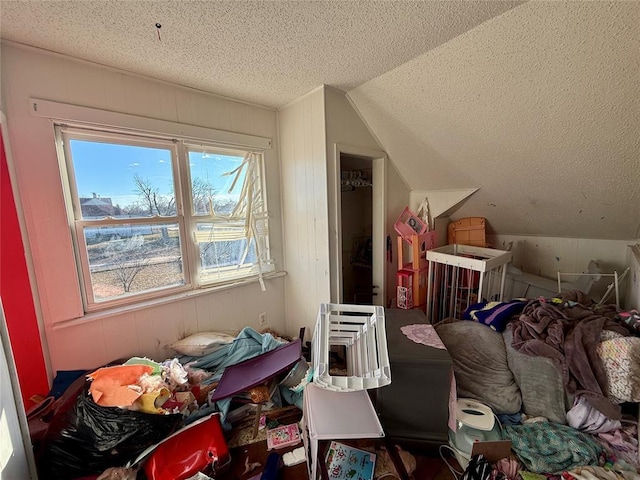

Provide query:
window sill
left=51, top=270, right=287, bottom=330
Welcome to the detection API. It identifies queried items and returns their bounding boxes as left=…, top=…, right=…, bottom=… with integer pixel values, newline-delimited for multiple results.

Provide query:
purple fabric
left=401, top=324, right=446, bottom=349
left=509, top=290, right=631, bottom=420
left=566, top=396, right=621, bottom=433
left=209, top=339, right=301, bottom=402
left=597, top=418, right=640, bottom=469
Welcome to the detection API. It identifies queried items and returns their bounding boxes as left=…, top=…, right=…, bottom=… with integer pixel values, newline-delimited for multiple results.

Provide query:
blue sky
left=70, top=139, right=244, bottom=208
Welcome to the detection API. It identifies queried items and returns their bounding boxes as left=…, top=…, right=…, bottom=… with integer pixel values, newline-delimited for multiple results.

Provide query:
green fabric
left=123, top=356, right=162, bottom=375
left=519, top=471, right=548, bottom=480
left=504, top=422, right=602, bottom=474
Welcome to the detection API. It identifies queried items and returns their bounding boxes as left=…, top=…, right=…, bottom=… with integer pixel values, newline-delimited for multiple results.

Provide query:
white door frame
left=331, top=144, right=387, bottom=305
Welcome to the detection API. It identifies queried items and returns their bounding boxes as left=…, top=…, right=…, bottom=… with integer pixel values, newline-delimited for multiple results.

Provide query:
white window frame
left=55, top=123, right=273, bottom=312
left=182, top=142, right=274, bottom=287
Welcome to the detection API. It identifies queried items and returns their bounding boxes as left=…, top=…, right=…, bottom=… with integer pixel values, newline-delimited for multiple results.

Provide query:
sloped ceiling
left=349, top=1, right=640, bottom=240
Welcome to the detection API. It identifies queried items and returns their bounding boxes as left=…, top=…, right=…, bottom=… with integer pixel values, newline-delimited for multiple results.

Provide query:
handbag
left=142, top=413, right=230, bottom=480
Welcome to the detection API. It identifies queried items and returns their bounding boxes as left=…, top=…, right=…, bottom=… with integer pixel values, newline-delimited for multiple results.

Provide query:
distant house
left=79, top=193, right=114, bottom=218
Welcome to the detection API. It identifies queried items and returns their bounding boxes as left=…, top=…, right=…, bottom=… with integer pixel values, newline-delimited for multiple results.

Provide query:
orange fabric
left=88, top=364, right=153, bottom=383
left=87, top=364, right=154, bottom=407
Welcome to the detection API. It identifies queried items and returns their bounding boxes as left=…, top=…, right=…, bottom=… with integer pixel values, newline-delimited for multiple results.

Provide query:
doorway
left=340, top=154, right=374, bottom=304
left=332, top=146, right=386, bottom=306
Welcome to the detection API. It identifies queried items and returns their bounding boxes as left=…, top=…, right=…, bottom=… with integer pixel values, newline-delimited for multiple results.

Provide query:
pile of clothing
left=34, top=327, right=309, bottom=480
left=86, top=357, right=212, bottom=415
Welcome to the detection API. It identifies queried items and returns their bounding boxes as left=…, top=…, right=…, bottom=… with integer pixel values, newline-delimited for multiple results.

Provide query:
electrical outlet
left=258, top=312, right=267, bottom=326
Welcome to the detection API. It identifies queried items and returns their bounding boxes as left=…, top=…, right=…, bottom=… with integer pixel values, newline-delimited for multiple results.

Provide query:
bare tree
left=112, top=256, right=149, bottom=293
left=133, top=174, right=176, bottom=240
left=133, top=173, right=156, bottom=215
left=106, top=235, right=149, bottom=293
left=133, top=173, right=176, bottom=216
left=192, top=177, right=214, bottom=215
left=122, top=202, right=146, bottom=216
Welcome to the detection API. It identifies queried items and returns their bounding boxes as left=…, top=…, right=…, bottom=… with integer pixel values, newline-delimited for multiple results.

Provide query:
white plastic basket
left=311, top=303, right=391, bottom=392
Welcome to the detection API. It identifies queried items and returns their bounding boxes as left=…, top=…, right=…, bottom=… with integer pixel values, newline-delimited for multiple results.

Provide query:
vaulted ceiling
left=1, top=0, right=638, bottom=240
left=349, top=1, right=640, bottom=240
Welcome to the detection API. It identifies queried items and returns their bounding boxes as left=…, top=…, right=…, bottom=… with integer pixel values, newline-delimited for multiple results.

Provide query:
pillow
left=170, top=331, right=236, bottom=356
left=435, top=320, right=521, bottom=414
left=597, top=336, right=640, bottom=403
left=503, top=328, right=568, bottom=424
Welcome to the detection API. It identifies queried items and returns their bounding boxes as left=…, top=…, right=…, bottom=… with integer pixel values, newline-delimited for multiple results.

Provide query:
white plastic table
left=302, top=382, right=384, bottom=480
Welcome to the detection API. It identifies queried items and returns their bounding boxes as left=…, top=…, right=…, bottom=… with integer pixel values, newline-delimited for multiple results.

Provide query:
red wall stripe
left=1, top=133, right=49, bottom=406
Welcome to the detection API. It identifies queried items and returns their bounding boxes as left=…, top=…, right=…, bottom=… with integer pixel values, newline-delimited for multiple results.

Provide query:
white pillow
left=170, top=331, right=236, bottom=356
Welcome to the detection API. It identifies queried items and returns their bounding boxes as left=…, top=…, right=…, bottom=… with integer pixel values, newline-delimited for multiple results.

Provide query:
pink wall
left=1, top=133, right=49, bottom=406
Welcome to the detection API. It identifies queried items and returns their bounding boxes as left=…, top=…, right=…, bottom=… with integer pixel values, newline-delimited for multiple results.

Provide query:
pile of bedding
left=436, top=291, right=640, bottom=479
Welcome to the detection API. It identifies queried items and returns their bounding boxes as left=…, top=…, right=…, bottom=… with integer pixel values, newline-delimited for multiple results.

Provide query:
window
left=57, top=126, right=272, bottom=311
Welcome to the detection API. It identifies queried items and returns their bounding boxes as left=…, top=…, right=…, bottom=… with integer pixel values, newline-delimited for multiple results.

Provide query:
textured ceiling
left=349, top=1, right=640, bottom=240
left=0, top=0, right=521, bottom=108
left=1, top=0, right=638, bottom=241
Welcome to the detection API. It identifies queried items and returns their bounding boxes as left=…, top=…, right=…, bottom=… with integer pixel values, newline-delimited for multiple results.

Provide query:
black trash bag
left=37, top=381, right=183, bottom=480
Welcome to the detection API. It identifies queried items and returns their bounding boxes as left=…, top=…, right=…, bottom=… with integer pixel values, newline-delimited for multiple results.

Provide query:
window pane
left=69, top=139, right=176, bottom=219
left=196, top=222, right=257, bottom=274
left=84, top=223, right=184, bottom=302
left=188, top=150, right=245, bottom=216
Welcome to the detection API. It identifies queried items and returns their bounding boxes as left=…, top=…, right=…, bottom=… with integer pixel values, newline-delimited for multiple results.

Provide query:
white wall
left=1, top=44, right=287, bottom=372
left=490, top=233, right=635, bottom=306
left=278, top=87, right=331, bottom=337
left=625, top=244, right=640, bottom=311
left=489, top=234, right=631, bottom=278
left=278, top=85, right=414, bottom=331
